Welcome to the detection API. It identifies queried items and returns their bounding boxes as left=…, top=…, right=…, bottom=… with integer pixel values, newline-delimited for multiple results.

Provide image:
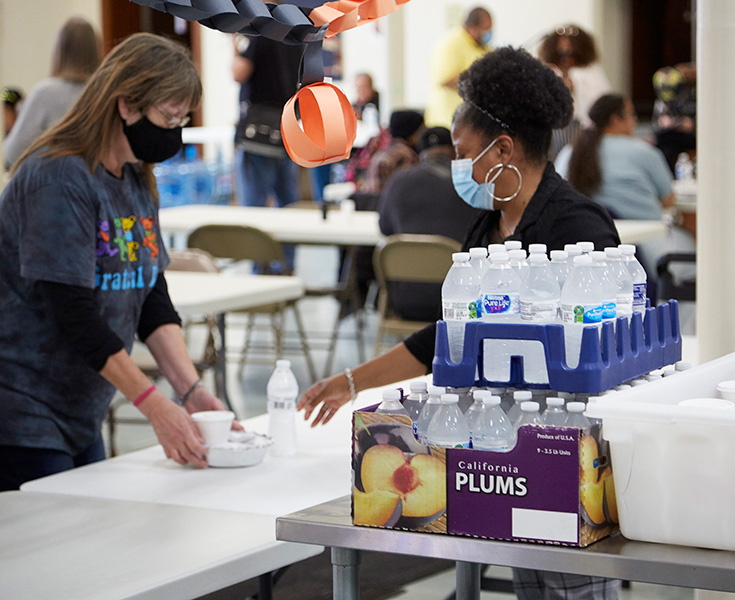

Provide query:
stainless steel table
left=276, top=496, right=735, bottom=600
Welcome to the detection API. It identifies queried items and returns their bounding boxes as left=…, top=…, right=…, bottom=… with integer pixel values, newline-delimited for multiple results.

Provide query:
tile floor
left=105, top=243, right=700, bottom=600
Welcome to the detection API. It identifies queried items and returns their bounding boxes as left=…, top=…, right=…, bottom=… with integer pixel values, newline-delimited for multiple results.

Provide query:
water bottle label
left=443, top=299, right=480, bottom=321
left=601, top=300, right=616, bottom=320
left=520, top=299, right=559, bottom=321
left=561, top=303, right=601, bottom=324
left=268, top=395, right=296, bottom=411
left=482, top=293, right=519, bottom=315
left=632, top=283, right=647, bottom=310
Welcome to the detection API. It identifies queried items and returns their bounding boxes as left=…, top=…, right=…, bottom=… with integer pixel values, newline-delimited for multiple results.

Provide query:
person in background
left=557, top=93, right=693, bottom=291
left=378, top=126, right=481, bottom=321
left=299, top=46, right=620, bottom=600
left=0, top=33, right=237, bottom=492
left=425, top=6, right=493, bottom=129
left=538, top=24, right=611, bottom=159
left=3, top=17, right=101, bottom=170
left=352, top=72, right=380, bottom=121
left=2, top=88, right=23, bottom=137
left=363, top=109, right=424, bottom=195
left=652, top=64, right=696, bottom=174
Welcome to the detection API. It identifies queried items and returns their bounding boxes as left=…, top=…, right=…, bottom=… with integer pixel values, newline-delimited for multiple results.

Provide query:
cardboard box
left=352, top=410, right=618, bottom=547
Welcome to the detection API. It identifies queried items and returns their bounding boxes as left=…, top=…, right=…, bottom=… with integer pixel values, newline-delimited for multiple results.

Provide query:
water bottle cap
left=469, top=247, right=488, bottom=258
left=428, top=385, right=445, bottom=397
left=513, top=390, right=532, bottom=401
left=604, top=247, right=621, bottom=258
left=619, top=244, right=636, bottom=255
left=573, top=254, right=593, bottom=266
left=528, top=243, right=547, bottom=254
left=520, top=401, right=540, bottom=412
left=675, top=361, right=692, bottom=371
left=382, top=389, right=402, bottom=401
left=591, top=251, right=606, bottom=262
left=587, top=396, right=602, bottom=404
left=556, top=391, right=574, bottom=399
left=564, top=245, right=582, bottom=256
left=481, top=395, right=502, bottom=406
left=488, top=387, right=506, bottom=394
left=546, top=397, right=565, bottom=407
left=409, top=381, right=428, bottom=393
left=550, top=250, right=568, bottom=261
left=529, top=254, right=548, bottom=265
left=487, top=244, right=505, bottom=254
left=504, top=240, right=522, bottom=250
left=489, top=251, right=509, bottom=263
left=577, top=241, right=595, bottom=253
left=440, top=393, right=459, bottom=404
left=508, top=249, right=527, bottom=259
left=276, top=359, right=291, bottom=368
left=452, top=252, right=470, bottom=262
left=567, top=401, right=586, bottom=412
left=630, top=379, right=649, bottom=386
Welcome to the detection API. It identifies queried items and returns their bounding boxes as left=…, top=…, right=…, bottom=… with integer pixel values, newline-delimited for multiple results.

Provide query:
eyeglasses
left=153, top=105, right=191, bottom=128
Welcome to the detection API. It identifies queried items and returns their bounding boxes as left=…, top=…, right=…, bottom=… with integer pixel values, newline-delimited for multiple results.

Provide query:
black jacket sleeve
left=37, top=281, right=125, bottom=371
left=136, top=273, right=182, bottom=342
left=404, top=323, right=437, bottom=371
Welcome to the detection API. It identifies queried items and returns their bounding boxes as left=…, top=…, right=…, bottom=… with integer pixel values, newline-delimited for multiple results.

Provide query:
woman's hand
left=185, top=385, right=244, bottom=431
left=144, top=395, right=209, bottom=468
left=297, top=373, right=351, bottom=427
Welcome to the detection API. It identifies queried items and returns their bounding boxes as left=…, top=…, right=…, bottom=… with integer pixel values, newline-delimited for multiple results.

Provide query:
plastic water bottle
left=549, top=250, right=572, bottom=288
left=604, top=247, right=633, bottom=318
left=507, top=390, right=532, bottom=425
left=564, top=244, right=582, bottom=261
left=591, top=251, right=617, bottom=321
left=472, top=394, right=513, bottom=451
left=481, top=252, right=522, bottom=381
left=417, top=386, right=444, bottom=444
left=376, top=388, right=410, bottom=418
left=564, top=401, right=592, bottom=428
left=508, top=249, right=530, bottom=281
left=504, top=240, right=522, bottom=251
left=675, top=152, right=694, bottom=180
left=267, top=359, right=299, bottom=457
left=448, top=386, right=473, bottom=414
left=469, top=247, right=490, bottom=279
left=426, top=394, right=471, bottom=448
left=521, top=254, right=560, bottom=323
left=619, top=244, right=647, bottom=313
left=465, top=389, right=489, bottom=442
left=561, top=255, right=603, bottom=369
left=402, top=381, right=428, bottom=436
left=542, top=397, right=567, bottom=426
left=487, top=243, right=505, bottom=256
left=514, top=401, right=543, bottom=432
left=577, top=241, right=595, bottom=255
left=442, top=252, right=481, bottom=364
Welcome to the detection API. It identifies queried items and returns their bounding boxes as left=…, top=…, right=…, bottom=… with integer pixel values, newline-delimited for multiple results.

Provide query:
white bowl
left=192, top=410, right=235, bottom=446
left=207, top=431, right=273, bottom=468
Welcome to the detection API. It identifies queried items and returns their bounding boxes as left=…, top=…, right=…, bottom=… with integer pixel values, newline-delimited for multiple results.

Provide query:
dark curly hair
left=455, top=47, right=573, bottom=162
left=538, top=25, right=598, bottom=68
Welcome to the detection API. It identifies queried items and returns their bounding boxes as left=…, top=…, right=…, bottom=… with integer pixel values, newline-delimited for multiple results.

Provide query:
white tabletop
left=613, top=219, right=667, bottom=244
left=165, top=271, right=305, bottom=316
left=160, top=204, right=383, bottom=246
left=0, top=491, right=314, bottom=600
left=672, top=179, right=697, bottom=213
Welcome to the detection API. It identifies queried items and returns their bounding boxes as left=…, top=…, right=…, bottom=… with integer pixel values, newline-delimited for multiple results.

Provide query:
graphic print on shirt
left=139, top=215, right=159, bottom=260
left=96, top=220, right=119, bottom=257
left=121, top=215, right=139, bottom=262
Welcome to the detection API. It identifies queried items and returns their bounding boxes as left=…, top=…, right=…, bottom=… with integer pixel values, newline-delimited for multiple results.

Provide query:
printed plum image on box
left=352, top=411, right=618, bottom=547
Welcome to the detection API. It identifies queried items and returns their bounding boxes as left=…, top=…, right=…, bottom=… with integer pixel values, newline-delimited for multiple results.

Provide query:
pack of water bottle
left=441, top=241, right=663, bottom=389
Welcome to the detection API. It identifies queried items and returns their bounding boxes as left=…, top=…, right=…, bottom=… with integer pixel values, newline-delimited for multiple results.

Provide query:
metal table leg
left=456, top=561, right=481, bottom=600
left=332, top=547, right=361, bottom=600
left=214, top=313, right=233, bottom=412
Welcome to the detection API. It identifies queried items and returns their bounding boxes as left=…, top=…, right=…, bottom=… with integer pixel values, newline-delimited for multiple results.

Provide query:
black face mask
left=122, top=114, right=183, bottom=163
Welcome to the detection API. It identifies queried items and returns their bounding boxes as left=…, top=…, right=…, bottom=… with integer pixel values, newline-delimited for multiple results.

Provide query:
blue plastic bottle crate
left=432, top=300, right=682, bottom=393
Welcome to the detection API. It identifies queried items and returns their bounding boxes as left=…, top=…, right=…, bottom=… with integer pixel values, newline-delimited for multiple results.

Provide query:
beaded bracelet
left=344, top=367, right=357, bottom=404
left=175, top=379, right=202, bottom=406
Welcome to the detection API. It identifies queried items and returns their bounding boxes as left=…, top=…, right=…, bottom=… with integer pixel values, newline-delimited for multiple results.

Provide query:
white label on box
left=511, top=508, right=578, bottom=543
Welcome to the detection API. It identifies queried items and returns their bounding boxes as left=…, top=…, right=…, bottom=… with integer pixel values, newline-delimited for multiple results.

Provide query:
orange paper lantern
left=281, top=82, right=357, bottom=168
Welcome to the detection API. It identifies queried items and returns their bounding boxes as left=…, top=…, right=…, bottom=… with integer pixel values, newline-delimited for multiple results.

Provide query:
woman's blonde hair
left=13, top=33, right=202, bottom=195
left=51, top=17, right=101, bottom=83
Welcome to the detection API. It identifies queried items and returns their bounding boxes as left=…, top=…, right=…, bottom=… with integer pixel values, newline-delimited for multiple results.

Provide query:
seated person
left=652, top=64, right=696, bottom=174
left=378, top=126, right=481, bottom=321
left=363, top=109, right=424, bottom=194
left=556, top=93, right=694, bottom=289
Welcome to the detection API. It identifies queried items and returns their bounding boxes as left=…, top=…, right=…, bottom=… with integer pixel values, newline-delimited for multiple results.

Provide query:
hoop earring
left=484, top=163, right=522, bottom=203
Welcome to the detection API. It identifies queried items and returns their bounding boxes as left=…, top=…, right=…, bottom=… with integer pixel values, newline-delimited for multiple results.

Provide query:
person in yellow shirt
left=425, top=7, right=493, bottom=128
